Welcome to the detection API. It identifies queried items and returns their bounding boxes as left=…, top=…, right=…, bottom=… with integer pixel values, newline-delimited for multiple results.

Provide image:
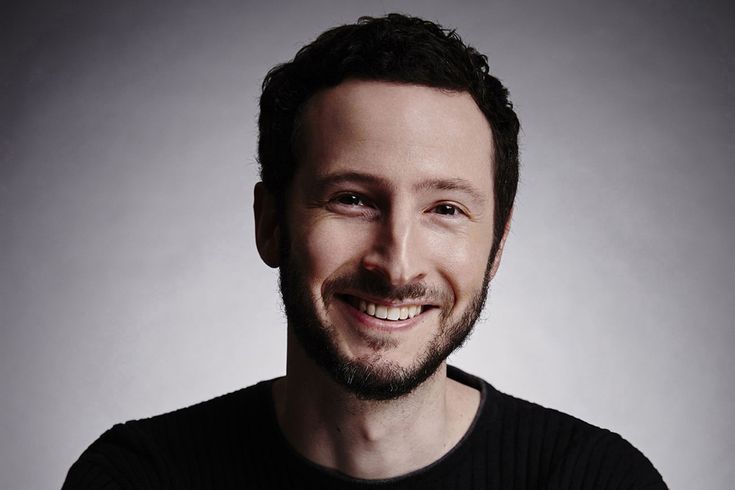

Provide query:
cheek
left=429, top=226, right=493, bottom=292
left=295, top=218, right=370, bottom=283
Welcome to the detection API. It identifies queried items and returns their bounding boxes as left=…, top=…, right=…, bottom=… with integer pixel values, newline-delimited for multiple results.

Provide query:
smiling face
left=258, top=80, right=503, bottom=399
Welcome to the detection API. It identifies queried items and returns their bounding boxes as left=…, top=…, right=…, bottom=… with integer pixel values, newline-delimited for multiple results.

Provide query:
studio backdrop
left=1, top=1, right=733, bottom=489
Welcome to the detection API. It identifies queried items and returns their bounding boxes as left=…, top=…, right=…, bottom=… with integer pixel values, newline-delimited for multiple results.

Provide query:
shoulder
left=62, top=380, right=273, bottom=490
left=485, top=380, right=667, bottom=489
left=449, top=366, right=666, bottom=489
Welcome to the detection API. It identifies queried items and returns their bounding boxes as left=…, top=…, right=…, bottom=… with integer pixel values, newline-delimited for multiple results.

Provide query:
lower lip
left=337, top=298, right=426, bottom=333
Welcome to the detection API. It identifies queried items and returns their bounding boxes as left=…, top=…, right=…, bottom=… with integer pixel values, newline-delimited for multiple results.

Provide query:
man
left=63, top=14, right=667, bottom=489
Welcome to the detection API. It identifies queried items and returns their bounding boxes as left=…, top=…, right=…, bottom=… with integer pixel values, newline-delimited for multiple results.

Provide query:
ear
left=487, top=208, right=513, bottom=281
left=253, top=182, right=281, bottom=268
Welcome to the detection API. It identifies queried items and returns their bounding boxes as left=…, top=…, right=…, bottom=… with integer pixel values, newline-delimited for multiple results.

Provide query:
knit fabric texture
left=62, top=366, right=667, bottom=489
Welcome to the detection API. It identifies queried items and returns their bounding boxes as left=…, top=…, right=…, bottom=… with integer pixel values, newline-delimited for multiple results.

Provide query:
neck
left=273, top=335, right=480, bottom=479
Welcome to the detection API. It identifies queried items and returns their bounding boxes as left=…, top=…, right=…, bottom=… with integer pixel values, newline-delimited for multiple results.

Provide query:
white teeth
left=353, top=298, right=424, bottom=321
left=408, top=305, right=422, bottom=318
left=387, top=307, right=400, bottom=321
left=375, top=305, right=388, bottom=319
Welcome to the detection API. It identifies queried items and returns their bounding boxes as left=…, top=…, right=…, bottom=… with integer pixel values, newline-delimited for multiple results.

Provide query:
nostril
left=360, top=260, right=425, bottom=288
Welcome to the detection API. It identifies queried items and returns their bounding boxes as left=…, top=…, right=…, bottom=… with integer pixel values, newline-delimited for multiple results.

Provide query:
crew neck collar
left=259, top=365, right=495, bottom=487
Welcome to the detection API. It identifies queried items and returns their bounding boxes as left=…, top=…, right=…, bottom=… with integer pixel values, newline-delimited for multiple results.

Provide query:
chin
left=278, top=249, right=490, bottom=401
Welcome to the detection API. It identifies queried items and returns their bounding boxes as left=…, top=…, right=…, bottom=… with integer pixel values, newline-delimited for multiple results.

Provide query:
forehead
left=296, top=80, right=494, bottom=192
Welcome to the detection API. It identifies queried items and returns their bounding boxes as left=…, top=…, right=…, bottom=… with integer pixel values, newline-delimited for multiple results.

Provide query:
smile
left=343, top=295, right=428, bottom=322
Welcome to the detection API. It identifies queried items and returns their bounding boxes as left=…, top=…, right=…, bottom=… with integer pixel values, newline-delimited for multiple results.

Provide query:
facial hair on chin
left=278, top=252, right=492, bottom=401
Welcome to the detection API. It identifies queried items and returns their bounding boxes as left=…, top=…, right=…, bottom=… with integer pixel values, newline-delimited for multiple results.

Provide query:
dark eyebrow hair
left=413, top=177, right=487, bottom=205
left=311, top=171, right=487, bottom=205
left=313, top=171, right=386, bottom=189
left=309, top=171, right=387, bottom=198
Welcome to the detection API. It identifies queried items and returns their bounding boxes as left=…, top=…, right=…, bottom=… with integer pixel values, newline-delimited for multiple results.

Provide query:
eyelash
left=432, top=203, right=462, bottom=217
left=327, top=193, right=377, bottom=219
left=328, top=193, right=467, bottom=219
left=334, top=193, right=369, bottom=207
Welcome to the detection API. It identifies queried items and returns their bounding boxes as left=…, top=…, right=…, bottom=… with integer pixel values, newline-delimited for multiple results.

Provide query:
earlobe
left=488, top=208, right=513, bottom=281
left=253, top=182, right=281, bottom=268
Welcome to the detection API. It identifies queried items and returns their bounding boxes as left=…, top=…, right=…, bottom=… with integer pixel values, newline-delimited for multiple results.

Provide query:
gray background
left=2, top=1, right=733, bottom=488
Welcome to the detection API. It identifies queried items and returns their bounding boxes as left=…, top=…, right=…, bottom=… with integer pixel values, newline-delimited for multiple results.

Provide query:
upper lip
left=338, top=291, right=437, bottom=308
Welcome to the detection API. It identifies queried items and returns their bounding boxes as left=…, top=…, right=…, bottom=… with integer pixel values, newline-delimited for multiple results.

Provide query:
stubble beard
left=278, top=249, right=492, bottom=401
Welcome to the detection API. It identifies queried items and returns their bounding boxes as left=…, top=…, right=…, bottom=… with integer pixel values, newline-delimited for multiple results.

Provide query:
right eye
left=327, top=192, right=379, bottom=220
left=334, top=193, right=366, bottom=206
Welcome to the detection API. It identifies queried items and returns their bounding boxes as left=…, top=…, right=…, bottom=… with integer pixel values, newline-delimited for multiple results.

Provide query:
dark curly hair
left=258, top=13, right=519, bottom=260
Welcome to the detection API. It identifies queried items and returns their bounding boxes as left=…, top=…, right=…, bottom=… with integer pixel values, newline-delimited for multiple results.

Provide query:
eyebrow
left=413, top=177, right=487, bottom=205
left=311, top=171, right=488, bottom=205
left=313, top=171, right=385, bottom=190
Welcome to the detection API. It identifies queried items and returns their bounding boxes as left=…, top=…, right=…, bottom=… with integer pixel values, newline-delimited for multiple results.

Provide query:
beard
left=278, top=248, right=492, bottom=401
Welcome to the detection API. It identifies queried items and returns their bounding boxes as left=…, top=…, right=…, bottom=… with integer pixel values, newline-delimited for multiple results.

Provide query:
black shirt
left=62, top=366, right=667, bottom=489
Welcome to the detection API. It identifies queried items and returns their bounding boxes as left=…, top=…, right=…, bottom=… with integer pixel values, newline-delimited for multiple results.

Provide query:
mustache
left=323, top=271, right=451, bottom=305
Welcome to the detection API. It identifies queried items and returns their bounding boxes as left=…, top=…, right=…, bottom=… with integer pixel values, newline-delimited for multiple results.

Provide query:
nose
left=361, top=208, right=426, bottom=286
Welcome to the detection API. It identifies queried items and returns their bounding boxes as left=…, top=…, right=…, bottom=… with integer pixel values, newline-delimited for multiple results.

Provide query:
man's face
left=277, top=80, right=497, bottom=400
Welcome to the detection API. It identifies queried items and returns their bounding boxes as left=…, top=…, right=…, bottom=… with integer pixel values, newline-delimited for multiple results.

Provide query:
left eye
left=433, top=204, right=460, bottom=216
